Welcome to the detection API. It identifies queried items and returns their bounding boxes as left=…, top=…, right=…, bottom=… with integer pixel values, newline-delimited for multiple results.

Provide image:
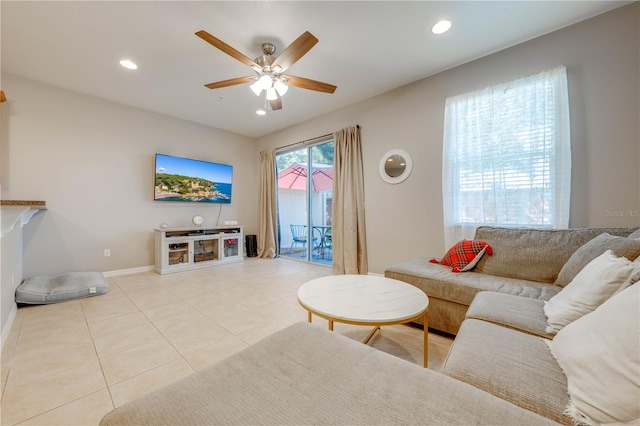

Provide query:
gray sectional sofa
left=100, top=226, right=640, bottom=425
left=384, top=226, right=639, bottom=335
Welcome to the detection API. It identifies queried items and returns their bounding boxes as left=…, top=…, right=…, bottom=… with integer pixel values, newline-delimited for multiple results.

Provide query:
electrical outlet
left=104, top=249, right=111, bottom=257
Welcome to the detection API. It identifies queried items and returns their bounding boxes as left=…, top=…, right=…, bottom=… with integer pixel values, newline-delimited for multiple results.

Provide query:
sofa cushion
left=628, top=228, right=640, bottom=239
left=554, top=233, right=640, bottom=287
left=443, top=318, right=571, bottom=424
left=431, top=240, right=492, bottom=272
left=385, top=258, right=561, bottom=307
left=473, top=227, right=638, bottom=284
left=100, top=322, right=555, bottom=426
left=549, top=283, right=640, bottom=426
left=465, top=291, right=554, bottom=338
left=544, top=250, right=638, bottom=334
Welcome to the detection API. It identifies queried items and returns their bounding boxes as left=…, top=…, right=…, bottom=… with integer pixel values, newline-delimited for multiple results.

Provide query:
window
left=442, top=66, right=571, bottom=246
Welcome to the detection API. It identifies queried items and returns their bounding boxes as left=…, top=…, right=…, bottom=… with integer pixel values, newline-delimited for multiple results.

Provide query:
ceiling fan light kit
left=196, top=30, right=336, bottom=112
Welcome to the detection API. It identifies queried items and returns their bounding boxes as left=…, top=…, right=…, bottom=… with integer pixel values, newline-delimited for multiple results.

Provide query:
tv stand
left=154, top=225, right=244, bottom=274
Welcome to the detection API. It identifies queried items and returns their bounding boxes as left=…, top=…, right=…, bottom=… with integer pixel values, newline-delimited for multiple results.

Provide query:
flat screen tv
left=154, top=153, right=232, bottom=203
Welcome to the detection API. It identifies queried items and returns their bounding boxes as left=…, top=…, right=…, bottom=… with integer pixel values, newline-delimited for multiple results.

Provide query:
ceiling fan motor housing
left=255, top=43, right=276, bottom=73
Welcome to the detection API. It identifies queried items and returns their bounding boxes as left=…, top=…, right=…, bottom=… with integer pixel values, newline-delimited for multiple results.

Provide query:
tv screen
left=154, top=153, right=232, bottom=203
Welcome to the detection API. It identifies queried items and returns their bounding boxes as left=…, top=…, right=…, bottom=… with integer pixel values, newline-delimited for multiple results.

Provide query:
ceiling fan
left=195, top=30, right=337, bottom=111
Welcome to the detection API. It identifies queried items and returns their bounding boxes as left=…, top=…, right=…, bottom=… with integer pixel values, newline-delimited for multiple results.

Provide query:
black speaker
left=245, top=234, right=257, bottom=257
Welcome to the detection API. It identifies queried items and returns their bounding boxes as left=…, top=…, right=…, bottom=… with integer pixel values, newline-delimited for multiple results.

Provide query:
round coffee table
left=297, top=274, right=429, bottom=367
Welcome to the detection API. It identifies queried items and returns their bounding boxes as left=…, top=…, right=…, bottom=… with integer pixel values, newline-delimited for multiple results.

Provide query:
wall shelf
left=1, top=202, right=47, bottom=238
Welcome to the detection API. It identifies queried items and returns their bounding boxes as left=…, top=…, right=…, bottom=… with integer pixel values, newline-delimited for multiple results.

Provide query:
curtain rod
left=275, top=125, right=360, bottom=151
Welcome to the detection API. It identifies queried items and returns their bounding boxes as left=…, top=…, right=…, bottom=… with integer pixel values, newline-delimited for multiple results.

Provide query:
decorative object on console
left=154, top=154, right=232, bottom=203
left=430, top=240, right=493, bottom=273
left=159, top=223, right=169, bottom=229
left=379, top=149, right=412, bottom=184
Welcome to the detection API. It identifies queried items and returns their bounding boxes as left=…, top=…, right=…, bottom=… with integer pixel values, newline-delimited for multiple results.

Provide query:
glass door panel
left=193, top=238, right=218, bottom=263
left=276, top=139, right=333, bottom=266
left=167, top=240, right=190, bottom=266
left=222, top=236, right=239, bottom=258
left=309, top=141, right=334, bottom=265
left=276, top=148, right=309, bottom=260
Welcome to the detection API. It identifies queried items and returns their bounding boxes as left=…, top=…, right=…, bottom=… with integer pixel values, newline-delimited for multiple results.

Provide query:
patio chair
left=289, top=224, right=316, bottom=256
left=324, top=228, right=332, bottom=252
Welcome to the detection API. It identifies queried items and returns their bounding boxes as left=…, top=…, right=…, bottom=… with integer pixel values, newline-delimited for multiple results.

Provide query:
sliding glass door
left=276, top=138, right=334, bottom=265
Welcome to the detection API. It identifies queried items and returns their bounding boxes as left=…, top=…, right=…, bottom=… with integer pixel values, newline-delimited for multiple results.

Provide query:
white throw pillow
left=548, top=283, right=640, bottom=426
left=544, top=249, right=637, bottom=334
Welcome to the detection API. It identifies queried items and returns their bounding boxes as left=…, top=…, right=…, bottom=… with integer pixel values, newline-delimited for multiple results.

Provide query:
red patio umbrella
left=278, top=162, right=333, bottom=191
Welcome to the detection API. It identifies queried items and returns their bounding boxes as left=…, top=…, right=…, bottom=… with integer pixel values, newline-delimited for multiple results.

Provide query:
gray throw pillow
left=628, top=228, right=640, bottom=239
left=555, top=233, right=640, bottom=287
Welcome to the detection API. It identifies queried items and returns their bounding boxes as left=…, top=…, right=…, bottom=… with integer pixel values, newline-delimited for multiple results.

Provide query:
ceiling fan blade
left=195, top=30, right=259, bottom=68
left=204, top=76, right=255, bottom=90
left=283, top=75, right=337, bottom=94
left=272, top=31, right=318, bottom=72
left=269, top=93, right=283, bottom=111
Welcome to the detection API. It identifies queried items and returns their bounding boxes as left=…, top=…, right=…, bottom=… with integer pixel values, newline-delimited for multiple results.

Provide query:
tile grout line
left=105, top=280, right=191, bottom=394
left=79, top=288, right=116, bottom=414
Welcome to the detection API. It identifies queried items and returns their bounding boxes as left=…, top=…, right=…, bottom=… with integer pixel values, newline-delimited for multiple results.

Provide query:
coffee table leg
left=363, top=326, right=381, bottom=344
left=423, top=311, right=429, bottom=368
left=307, top=311, right=312, bottom=323
left=328, top=320, right=333, bottom=331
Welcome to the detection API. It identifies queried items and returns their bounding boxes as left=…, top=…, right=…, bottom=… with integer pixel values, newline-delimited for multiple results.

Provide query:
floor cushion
left=15, top=272, right=108, bottom=304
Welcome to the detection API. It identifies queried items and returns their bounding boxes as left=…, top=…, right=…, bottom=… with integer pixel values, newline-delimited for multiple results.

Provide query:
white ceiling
left=1, top=1, right=630, bottom=138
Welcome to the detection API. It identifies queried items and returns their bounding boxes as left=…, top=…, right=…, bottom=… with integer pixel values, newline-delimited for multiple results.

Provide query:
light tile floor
left=0, top=258, right=453, bottom=425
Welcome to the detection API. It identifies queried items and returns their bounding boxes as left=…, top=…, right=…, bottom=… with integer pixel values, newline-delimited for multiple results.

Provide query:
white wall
left=1, top=74, right=259, bottom=277
left=1, top=211, right=22, bottom=347
left=258, top=4, right=640, bottom=274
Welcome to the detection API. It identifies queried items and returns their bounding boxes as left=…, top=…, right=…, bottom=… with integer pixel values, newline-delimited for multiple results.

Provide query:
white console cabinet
left=154, top=226, right=244, bottom=274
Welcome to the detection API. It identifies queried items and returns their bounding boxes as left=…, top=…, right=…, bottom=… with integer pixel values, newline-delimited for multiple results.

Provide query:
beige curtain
left=332, top=126, right=368, bottom=274
left=257, top=150, right=277, bottom=258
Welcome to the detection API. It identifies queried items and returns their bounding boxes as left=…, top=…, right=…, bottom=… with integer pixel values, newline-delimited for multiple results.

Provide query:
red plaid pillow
left=430, top=240, right=493, bottom=273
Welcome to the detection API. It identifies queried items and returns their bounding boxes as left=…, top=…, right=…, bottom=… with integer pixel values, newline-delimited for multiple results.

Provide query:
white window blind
left=442, top=66, right=571, bottom=247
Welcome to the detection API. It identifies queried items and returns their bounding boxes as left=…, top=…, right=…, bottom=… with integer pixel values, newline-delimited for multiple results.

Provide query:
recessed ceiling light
left=119, top=59, right=138, bottom=70
left=256, top=109, right=266, bottom=116
left=432, top=20, right=452, bottom=35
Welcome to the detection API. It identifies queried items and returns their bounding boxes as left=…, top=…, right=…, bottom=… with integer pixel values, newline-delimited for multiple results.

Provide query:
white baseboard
left=103, top=265, right=155, bottom=278
left=1, top=303, right=18, bottom=352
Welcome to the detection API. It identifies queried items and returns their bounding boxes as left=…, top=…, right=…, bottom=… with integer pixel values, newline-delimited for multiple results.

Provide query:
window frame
left=442, top=66, right=571, bottom=247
